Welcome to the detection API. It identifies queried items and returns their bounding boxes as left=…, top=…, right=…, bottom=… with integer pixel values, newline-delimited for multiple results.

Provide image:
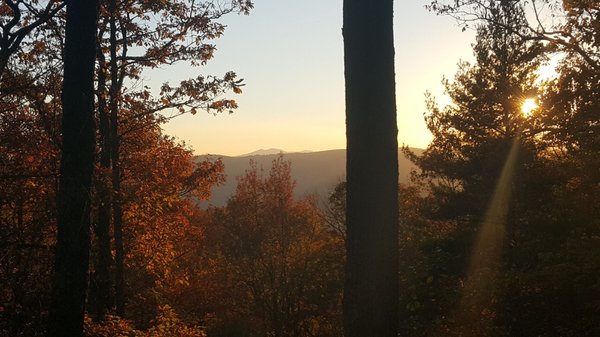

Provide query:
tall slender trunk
left=108, top=0, right=125, bottom=315
left=93, top=55, right=113, bottom=321
left=47, top=0, right=98, bottom=335
left=112, top=125, right=124, bottom=316
left=342, top=0, right=399, bottom=336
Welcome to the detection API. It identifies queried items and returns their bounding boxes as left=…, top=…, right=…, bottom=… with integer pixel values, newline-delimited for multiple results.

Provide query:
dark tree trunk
left=108, top=0, right=125, bottom=315
left=0, top=54, right=9, bottom=82
left=93, top=56, right=112, bottom=321
left=112, top=130, right=125, bottom=317
left=342, top=0, right=399, bottom=336
left=47, top=0, right=99, bottom=335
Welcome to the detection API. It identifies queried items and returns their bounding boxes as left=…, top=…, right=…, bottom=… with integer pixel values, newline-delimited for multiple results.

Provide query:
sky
left=155, top=0, right=476, bottom=156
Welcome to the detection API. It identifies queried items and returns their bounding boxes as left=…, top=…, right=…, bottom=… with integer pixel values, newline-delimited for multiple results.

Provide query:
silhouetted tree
left=0, top=74, right=61, bottom=336
left=406, top=0, right=544, bottom=220
left=427, top=0, right=600, bottom=73
left=0, top=0, right=64, bottom=81
left=47, top=0, right=98, bottom=335
left=342, top=0, right=398, bottom=336
left=405, top=2, right=600, bottom=335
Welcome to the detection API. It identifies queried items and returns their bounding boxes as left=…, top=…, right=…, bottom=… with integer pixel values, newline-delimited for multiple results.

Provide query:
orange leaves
left=208, top=99, right=238, bottom=112
left=145, top=305, right=207, bottom=337
left=117, top=124, right=222, bottom=313
left=84, top=307, right=207, bottom=336
left=84, top=314, right=137, bottom=336
left=0, top=73, right=61, bottom=336
left=182, top=159, right=225, bottom=200
left=199, top=157, right=345, bottom=336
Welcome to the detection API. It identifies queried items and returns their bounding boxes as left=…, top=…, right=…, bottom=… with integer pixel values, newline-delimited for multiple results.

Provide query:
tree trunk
left=47, top=0, right=98, bottom=335
left=93, top=56, right=113, bottom=321
left=112, top=134, right=125, bottom=316
left=108, top=0, right=125, bottom=315
left=342, top=0, right=399, bottom=336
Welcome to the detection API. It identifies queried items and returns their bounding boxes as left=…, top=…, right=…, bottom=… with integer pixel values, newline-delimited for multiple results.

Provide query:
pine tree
left=408, top=0, right=544, bottom=219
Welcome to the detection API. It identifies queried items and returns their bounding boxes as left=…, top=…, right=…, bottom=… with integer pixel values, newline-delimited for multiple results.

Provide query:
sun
left=521, top=98, right=538, bottom=116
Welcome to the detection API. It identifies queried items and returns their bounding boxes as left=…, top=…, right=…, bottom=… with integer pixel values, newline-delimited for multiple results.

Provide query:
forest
left=0, top=0, right=599, bottom=336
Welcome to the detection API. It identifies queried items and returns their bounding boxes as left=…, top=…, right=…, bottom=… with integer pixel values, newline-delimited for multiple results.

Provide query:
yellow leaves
left=145, top=305, right=207, bottom=337
left=84, top=314, right=136, bottom=337
left=84, top=308, right=207, bottom=337
left=175, top=275, right=190, bottom=287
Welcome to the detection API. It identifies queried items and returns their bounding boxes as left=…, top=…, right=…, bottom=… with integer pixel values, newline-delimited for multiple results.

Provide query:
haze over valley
left=198, top=148, right=422, bottom=206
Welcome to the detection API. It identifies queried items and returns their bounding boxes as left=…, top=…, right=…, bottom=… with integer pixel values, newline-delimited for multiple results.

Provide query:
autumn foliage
left=1, top=0, right=600, bottom=336
left=200, top=158, right=344, bottom=337
left=0, top=101, right=346, bottom=336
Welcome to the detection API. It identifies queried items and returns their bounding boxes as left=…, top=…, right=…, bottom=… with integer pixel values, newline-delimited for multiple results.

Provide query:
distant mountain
left=237, top=148, right=285, bottom=156
left=197, top=148, right=423, bottom=207
left=237, top=148, right=313, bottom=156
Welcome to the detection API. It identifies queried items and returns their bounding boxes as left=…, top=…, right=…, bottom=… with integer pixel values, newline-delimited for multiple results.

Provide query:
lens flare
left=441, top=137, right=521, bottom=336
left=521, top=98, right=537, bottom=116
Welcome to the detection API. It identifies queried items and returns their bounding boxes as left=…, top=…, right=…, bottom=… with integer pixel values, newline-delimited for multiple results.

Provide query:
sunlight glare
left=443, top=137, right=521, bottom=336
left=536, top=53, right=562, bottom=83
left=521, top=98, right=537, bottom=116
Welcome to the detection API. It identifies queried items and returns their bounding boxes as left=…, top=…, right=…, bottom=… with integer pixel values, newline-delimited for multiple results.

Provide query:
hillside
left=197, top=148, right=422, bottom=207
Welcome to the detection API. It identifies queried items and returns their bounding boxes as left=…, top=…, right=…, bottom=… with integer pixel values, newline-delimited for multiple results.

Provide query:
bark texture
left=47, top=0, right=98, bottom=335
left=342, top=0, right=399, bottom=336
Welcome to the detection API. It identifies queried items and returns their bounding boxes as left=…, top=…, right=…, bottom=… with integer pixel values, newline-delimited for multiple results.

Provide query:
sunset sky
left=156, top=0, right=476, bottom=156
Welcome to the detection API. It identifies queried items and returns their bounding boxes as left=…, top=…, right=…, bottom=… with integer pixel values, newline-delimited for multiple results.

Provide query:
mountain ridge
left=197, top=148, right=422, bottom=207
left=238, top=148, right=286, bottom=156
